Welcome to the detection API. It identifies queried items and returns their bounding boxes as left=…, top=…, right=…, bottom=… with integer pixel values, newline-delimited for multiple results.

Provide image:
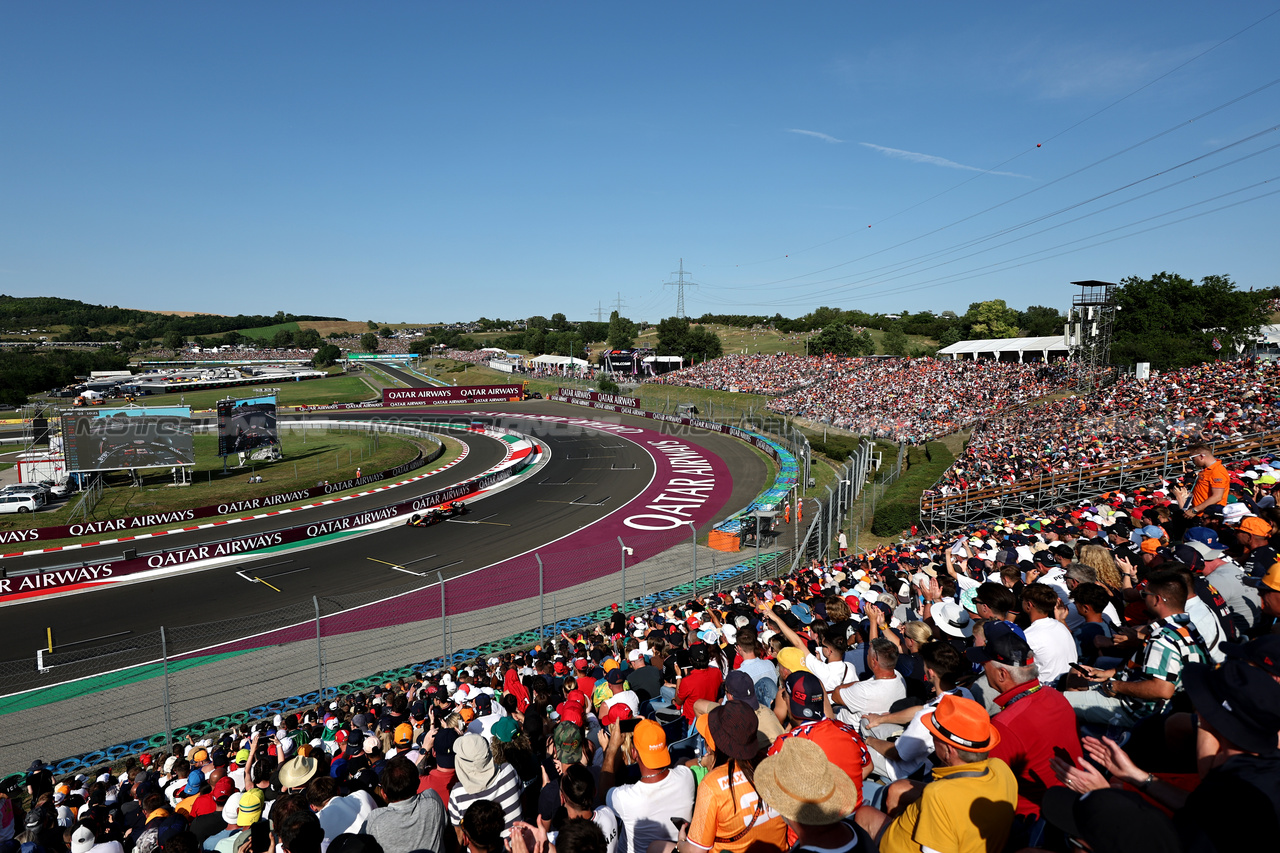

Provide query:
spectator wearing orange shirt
left=1187, top=444, right=1230, bottom=516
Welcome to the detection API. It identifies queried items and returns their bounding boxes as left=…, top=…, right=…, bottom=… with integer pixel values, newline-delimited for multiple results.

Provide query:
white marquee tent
left=936, top=335, right=1070, bottom=362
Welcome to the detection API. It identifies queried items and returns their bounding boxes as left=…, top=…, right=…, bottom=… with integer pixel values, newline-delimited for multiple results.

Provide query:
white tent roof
left=530, top=354, right=590, bottom=366
left=937, top=335, right=1068, bottom=356
left=642, top=355, right=683, bottom=363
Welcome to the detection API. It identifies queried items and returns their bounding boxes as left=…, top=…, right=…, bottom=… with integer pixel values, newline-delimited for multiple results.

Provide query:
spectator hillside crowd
left=650, top=354, right=848, bottom=396
left=940, top=358, right=1280, bottom=492
left=7, top=435, right=1278, bottom=853
left=649, top=355, right=1083, bottom=444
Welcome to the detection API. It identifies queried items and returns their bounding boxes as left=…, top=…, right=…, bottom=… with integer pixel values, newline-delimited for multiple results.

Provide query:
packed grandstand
left=4, top=355, right=1278, bottom=853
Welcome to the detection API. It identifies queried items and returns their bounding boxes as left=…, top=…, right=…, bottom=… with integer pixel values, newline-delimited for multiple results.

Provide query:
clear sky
left=3, top=3, right=1278, bottom=325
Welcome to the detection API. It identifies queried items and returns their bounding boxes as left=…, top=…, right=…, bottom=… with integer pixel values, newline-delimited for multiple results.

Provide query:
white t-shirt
left=1024, top=617, right=1078, bottom=686
left=591, top=806, right=621, bottom=853
left=876, top=687, right=974, bottom=781
left=1186, top=597, right=1225, bottom=663
left=835, top=673, right=908, bottom=725
left=606, top=764, right=695, bottom=853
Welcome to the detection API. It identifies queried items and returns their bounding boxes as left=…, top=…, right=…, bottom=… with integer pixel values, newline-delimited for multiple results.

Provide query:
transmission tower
left=612, top=292, right=626, bottom=315
left=664, top=259, right=698, bottom=318
left=595, top=302, right=606, bottom=322
left=1065, top=280, right=1119, bottom=393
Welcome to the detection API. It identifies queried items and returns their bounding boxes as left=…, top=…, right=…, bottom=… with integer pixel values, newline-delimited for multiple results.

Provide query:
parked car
left=0, top=494, right=39, bottom=514
left=1, top=485, right=47, bottom=506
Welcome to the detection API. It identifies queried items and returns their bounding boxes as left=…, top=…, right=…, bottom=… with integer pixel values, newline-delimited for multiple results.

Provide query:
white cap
left=71, top=825, right=95, bottom=853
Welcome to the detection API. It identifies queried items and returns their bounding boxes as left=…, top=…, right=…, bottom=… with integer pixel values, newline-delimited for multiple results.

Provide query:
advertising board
left=59, top=407, right=194, bottom=473
left=217, top=395, right=278, bottom=457
left=383, top=386, right=523, bottom=406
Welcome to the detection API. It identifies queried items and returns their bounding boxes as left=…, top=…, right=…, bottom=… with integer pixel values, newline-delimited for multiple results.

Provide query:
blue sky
left=3, top=3, right=1278, bottom=325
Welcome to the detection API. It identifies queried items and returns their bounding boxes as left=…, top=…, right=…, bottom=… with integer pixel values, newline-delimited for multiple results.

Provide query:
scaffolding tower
left=1065, top=280, right=1119, bottom=393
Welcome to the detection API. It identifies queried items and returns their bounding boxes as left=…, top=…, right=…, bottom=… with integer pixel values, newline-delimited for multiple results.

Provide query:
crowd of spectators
left=651, top=355, right=1082, bottom=444
left=6, top=437, right=1277, bottom=853
left=134, top=347, right=320, bottom=363
left=768, top=360, right=1082, bottom=444
left=939, top=358, right=1280, bottom=492
left=649, top=355, right=845, bottom=396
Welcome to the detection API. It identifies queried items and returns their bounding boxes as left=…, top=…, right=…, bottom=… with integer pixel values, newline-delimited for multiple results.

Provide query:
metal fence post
left=537, top=554, right=545, bottom=638
left=618, top=537, right=627, bottom=608
left=313, top=596, right=324, bottom=699
left=438, top=570, right=447, bottom=662
left=160, top=627, right=173, bottom=750
left=688, top=522, right=697, bottom=593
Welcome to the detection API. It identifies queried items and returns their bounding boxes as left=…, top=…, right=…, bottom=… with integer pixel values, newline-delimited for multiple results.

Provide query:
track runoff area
left=2, top=368, right=766, bottom=668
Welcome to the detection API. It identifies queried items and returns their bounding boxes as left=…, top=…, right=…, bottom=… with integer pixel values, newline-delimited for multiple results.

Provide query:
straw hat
left=755, top=738, right=857, bottom=825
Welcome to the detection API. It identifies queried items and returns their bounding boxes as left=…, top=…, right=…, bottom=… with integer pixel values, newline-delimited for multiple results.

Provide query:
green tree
left=359, top=331, right=379, bottom=352
left=271, top=328, right=295, bottom=348
left=379, top=326, right=394, bottom=338
left=597, top=376, right=621, bottom=395
left=162, top=329, right=186, bottom=350
left=852, top=330, right=876, bottom=356
left=295, top=327, right=322, bottom=349
left=367, top=320, right=378, bottom=330
left=938, top=325, right=964, bottom=347
left=311, top=343, right=342, bottom=368
left=1018, top=305, right=1065, bottom=337
left=525, top=327, right=547, bottom=356
left=1112, top=272, right=1267, bottom=369
left=655, top=316, right=690, bottom=356
left=526, top=316, right=550, bottom=331
left=882, top=323, right=909, bottom=356
left=607, top=311, right=637, bottom=350
left=809, top=323, right=859, bottom=356
left=550, top=312, right=570, bottom=330
left=964, top=299, right=1019, bottom=338
left=685, top=325, right=723, bottom=363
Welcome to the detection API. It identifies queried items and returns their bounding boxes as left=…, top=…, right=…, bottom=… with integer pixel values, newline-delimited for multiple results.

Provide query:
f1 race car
left=406, top=501, right=469, bottom=527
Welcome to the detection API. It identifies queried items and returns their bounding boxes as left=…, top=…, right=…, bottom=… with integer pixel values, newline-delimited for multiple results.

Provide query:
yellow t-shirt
left=879, top=758, right=1018, bottom=853
left=686, top=762, right=787, bottom=853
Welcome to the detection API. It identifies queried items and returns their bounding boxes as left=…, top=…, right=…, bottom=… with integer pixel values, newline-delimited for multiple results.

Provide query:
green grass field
left=0, top=429, right=463, bottom=547
left=232, top=321, right=301, bottom=340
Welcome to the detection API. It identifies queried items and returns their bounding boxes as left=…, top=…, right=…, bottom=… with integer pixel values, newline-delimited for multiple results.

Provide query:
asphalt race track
left=0, top=378, right=767, bottom=662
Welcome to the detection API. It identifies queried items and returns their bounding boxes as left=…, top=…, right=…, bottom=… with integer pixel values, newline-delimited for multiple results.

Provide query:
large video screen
left=217, top=395, right=278, bottom=457
left=60, top=407, right=194, bottom=473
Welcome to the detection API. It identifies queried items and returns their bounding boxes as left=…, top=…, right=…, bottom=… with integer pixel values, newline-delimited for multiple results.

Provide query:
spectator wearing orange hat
left=600, top=719, right=695, bottom=853
left=857, top=694, right=1017, bottom=853
left=1258, top=560, right=1280, bottom=618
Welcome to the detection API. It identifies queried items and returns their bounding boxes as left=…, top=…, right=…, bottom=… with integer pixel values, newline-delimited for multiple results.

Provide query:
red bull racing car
left=406, top=501, right=468, bottom=527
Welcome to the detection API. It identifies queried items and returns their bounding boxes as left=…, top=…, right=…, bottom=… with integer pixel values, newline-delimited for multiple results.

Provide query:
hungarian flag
left=1211, top=337, right=1223, bottom=351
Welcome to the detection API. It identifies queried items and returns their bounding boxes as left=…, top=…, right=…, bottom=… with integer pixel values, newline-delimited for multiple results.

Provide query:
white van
left=0, top=494, right=38, bottom=514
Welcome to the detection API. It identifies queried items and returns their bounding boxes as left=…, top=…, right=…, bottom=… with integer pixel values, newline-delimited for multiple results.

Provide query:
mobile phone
left=670, top=818, right=688, bottom=831
left=1068, top=663, right=1090, bottom=674
left=619, top=718, right=640, bottom=734
left=250, top=820, right=271, bottom=853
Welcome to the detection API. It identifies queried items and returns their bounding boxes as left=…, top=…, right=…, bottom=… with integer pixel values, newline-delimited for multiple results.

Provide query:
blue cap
left=1184, top=527, right=1223, bottom=549
left=790, top=603, right=815, bottom=624
left=1140, top=525, right=1164, bottom=539
left=183, top=768, right=204, bottom=795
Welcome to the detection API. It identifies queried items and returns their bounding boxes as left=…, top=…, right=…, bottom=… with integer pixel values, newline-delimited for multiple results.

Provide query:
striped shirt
left=444, top=763, right=522, bottom=829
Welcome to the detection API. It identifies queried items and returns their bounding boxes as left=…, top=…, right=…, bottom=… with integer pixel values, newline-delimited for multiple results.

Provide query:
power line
left=702, top=6, right=1280, bottom=272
